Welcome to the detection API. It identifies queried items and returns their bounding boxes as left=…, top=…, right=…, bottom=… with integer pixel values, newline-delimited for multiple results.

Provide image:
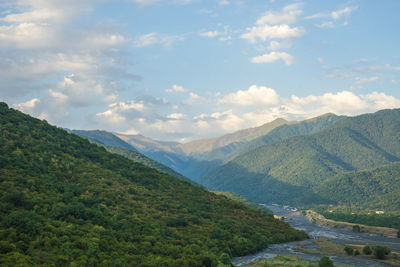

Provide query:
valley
left=233, top=205, right=400, bottom=267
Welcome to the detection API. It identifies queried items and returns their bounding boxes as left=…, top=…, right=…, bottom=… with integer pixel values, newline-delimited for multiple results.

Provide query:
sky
left=1, top=0, right=400, bottom=142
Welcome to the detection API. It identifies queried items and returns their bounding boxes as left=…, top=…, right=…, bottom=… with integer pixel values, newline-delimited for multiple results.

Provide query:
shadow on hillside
left=200, top=162, right=330, bottom=206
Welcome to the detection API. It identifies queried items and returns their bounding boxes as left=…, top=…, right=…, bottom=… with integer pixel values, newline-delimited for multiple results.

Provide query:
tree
left=218, top=253, right=231, bottom=265
left=344, top=245, right=354, bottom=256
left=318, top=256, right=334, bottom=267
left=362, top=245, right=373, bottom=255
left=374, top=246, right=390, bottom=259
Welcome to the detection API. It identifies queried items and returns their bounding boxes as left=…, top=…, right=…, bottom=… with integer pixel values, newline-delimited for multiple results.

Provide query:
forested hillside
left=0, top=102, right=308, bottom=266
left=314, top=162, right=400, bottom=211
left=201, top=109, right=400, bottom=206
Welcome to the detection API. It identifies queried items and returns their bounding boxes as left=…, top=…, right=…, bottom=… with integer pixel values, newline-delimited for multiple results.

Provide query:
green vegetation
left=374, top=246, right=391, bottom=260
left=83, top=136, right=193, bottom=183
left=212, top=191, right=273, bottom=215
left=0, top=102, right=308, bottom=266
left=362, top=245, right=373, bottom=255
left=318, top=256, right=334, bottom=267
left=318, top=209, right=400, bottom=229
left=201, top=109, right=400, bottom=207
left=314, top=162, right=400, bottom=211
left=344, top=246, right=354, bottom=256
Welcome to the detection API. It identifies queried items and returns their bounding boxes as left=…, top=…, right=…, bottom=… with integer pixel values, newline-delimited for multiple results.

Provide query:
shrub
left=354, top=250, right=360, bottom=256
left=374, top=246, right=390, bottom=259
left=352, top=225, right=360, bottom=232
left=344, top=245, right=354, bottom=256
left=362, top=245, right=373, bottom=255
left=318, top=256, right=334, bottom=267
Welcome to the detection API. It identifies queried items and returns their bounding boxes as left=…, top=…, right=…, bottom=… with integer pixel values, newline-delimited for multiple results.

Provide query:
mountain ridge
left=201, top=108, right=400, bottom=206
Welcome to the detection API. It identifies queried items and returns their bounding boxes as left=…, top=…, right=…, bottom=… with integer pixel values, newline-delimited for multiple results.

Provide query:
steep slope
left=71, top=130, right=190, bottom=182
left=201, top=109, right=400, bottom=205
left=79, top=135, right=192, bottom=183
left=71, top=130, right=138, bottom=152
left=0, top=103, right=308, bottom=266
left=314, top=162, right=400, bottom=211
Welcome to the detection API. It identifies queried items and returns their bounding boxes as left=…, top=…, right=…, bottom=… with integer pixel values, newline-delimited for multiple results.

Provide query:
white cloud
left=219, top=85, right=280, bottom=107
left=184, top=92, right=208, bottom=105
left=251, top=51, right=295, bottom=65
left=316, top=21, right=334, bottom=28
left=13, top=98, right=40, bottom=111
left=165, top=85, right=187, bottom=93
left=241, top=24, right=305, bottom=43
left=331, top=6, right=358, bottom=20
left=134, top=32, right=185, bottom=48
left=219, top=0, right=230, bottom=6
left=92, top=87, right=400, bottom=142
left=256, top=3, right=302, bottom=25
left=317, top=57, right=324, bottom=64
left=354, top=76, right=379, bottom=85
left=199, top=31, right=220, bottom=38
left=307, top=6, right=358, bottom=28
left=350, top=76, right=379, bottom=90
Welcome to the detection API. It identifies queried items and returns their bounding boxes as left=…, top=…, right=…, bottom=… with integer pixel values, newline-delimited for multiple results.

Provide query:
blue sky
left=1, top=0, right=399, bottom=142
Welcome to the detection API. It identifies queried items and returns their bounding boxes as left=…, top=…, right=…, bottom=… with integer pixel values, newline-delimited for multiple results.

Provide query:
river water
left=232, top=205, right=400, bottom=266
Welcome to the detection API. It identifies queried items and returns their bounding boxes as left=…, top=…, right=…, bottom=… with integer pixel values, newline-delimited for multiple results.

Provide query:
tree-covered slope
left=314, top=162, right=400, bottom=211
left=104, top=145, right=193, bottom=183
left=0, top=102, right=308, bottom=266
left=201, top=109, right=400, bottom=205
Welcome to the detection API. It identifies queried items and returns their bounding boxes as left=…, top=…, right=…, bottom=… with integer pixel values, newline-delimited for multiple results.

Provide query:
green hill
left=201, top=109, right=400, bottom=206
left=314, top=162, right=400, bottom=211
left=211, top=191, right=273, bottom=215
left=0, top=102, right=308, bottom=266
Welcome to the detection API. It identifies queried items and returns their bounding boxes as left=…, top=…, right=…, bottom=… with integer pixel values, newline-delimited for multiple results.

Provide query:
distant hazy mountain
left=177, top=118, right=288, bottom=155
left=113, top=114, right=343, bottom=181
left=71, top=130, right=138, bottom=152
left=73, top=133, right=192, bottom=183
left=193, top=113, right=344, bottom=164
left=201, top=109, right=400, bottom=205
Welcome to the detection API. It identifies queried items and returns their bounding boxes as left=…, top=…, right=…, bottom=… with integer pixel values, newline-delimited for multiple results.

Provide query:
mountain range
left=73, top=109, right=400, bottom=212
left=201, top=109, right=400, bottom=207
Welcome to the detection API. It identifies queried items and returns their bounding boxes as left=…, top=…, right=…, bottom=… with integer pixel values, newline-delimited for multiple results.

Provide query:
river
left=232, top=205, right=400, bottom=266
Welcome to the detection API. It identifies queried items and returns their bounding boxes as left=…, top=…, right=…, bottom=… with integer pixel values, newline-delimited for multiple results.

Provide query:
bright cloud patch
left=251, top=52, right=295, bottom=65
left=241, top=24, right=305, bottom=43
left=134, top=32, right=185, bottom=48
left=220, top=85, right=280, bottom=107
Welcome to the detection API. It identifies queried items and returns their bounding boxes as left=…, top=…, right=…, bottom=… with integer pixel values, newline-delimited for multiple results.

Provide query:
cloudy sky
left=1, top=0, right=400, bottom=142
